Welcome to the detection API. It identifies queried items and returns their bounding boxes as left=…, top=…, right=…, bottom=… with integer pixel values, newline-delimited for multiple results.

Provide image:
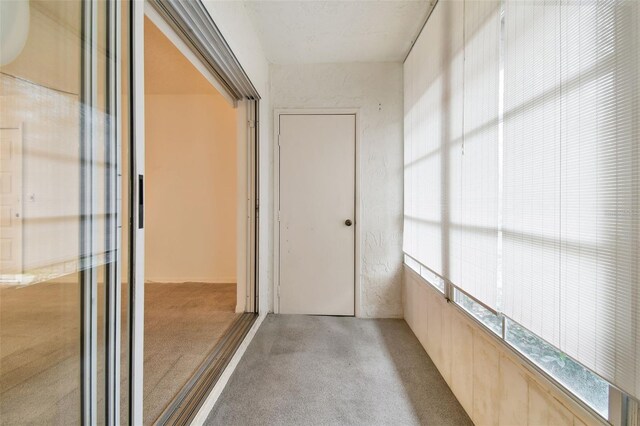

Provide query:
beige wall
left=403, top=266, right=606, bottom=426
left=144, top=94, right=237, bottom=282
left=144, top=18, right=237, bottom=284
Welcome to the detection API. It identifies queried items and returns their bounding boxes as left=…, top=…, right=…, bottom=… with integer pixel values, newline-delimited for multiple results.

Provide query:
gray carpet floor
left=205, top=314, right=472, bottom=426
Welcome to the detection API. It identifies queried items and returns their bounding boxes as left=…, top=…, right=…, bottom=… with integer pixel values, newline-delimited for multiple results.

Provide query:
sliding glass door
left=0, top=0, right=130, bottom=423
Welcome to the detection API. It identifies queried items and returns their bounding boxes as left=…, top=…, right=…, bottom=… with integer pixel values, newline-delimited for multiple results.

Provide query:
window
left=454, top=289, right=502, bottom=337
left=405, top=255, right=445, bottom=294
left=505, top=319, right=609, bottom=418
left=501, top=0, right=639, bottom=401
left=404, top=254, right=421, bottom=275
left=420, top=265, right=445, bottom=294
left=404, top=0, right=640, bottom=420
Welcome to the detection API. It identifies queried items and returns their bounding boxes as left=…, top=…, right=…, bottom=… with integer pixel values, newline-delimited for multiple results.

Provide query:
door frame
left=128, top=0, right=146, bottom=424
left=142, top=1, right=257, bottom=314
left=128, top=2, right=261, bottom=422
left=273, top=109, right=361, bottom=317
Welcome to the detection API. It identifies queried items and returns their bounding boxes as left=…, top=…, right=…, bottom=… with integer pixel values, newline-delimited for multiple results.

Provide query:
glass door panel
left=0, top=1, right=84, bottom=422
left=0, top=0, right=126, bottom=423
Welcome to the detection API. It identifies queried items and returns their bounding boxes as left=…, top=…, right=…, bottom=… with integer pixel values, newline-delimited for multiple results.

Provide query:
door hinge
left=278, top=211, right=281, bottom=222
left=248, top=119, right=255, bottom=129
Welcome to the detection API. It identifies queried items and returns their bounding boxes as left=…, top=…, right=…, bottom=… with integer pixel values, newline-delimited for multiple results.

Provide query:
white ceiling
left=243, top=0, right=434, bottom=64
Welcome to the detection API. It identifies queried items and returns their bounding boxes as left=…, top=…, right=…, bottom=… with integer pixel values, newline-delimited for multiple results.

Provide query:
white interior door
left=0, top=127, right=23, bottom=281
left=279, top=114, right=355, bottom=315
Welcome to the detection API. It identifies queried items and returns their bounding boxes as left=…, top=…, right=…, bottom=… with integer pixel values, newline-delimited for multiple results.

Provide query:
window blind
left=502, top=0, right=563, bottom=349
left=502, top=0, right=639, bottom=398
left=403, top=0, right=499, bottom=309
left=405, top=0, right=640, bottom=400
left=403, top=0, right=464, bottom=280
left=452, top=0, right=501, bottom=308
left=403, top=38, right=416, bottom=262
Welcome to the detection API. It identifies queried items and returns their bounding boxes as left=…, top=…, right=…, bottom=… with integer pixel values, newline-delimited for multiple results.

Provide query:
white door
left=279, top=114, right=355, bottom=315
left=0, top=127, right=23, bottom=281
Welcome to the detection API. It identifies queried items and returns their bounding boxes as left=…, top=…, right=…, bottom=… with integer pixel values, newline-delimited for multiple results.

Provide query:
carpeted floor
left=143, top=282, right=239, bottom=424
left=205, top=314, right=472, bottom=426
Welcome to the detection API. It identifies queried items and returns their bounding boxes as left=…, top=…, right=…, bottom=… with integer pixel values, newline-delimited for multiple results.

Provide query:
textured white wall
left=202, top=1, right=274, bottom=314
left=271, top=63, right=404, bottom=318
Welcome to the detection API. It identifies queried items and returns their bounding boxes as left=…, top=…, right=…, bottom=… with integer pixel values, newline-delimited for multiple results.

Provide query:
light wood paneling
left=403, top=266, right=606, bottom=426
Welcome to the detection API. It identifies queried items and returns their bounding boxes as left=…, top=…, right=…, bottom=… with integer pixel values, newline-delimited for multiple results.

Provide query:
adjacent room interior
left=142, top=16, right=240, bottom=424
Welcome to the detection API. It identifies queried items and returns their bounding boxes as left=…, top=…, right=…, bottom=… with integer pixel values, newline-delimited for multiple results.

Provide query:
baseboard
left=145, top=277, right=237, bottom=284
left=190, top=312, right=267, bottom=425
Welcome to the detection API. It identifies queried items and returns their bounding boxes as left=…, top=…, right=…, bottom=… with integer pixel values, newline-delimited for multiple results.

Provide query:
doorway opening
left=141, top=14, right=256, bottom=424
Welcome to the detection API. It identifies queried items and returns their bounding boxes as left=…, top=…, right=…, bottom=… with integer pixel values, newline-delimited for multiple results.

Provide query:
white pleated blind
left=502, top=0, right=563, bottom=348
left=405, top=0, right=640, bottom=401
left=502, top=0, right=640, bottom=399
left=452, top=0, right=501, bottom=308
left=403, top=37, right=416, bottom=260
left=403, top=0, right=464, bottom=279
left=404, top=0, right=499, bottom=309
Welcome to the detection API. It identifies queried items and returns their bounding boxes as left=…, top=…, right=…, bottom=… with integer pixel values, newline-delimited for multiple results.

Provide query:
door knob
left=345, top=219, right=353, bottom=226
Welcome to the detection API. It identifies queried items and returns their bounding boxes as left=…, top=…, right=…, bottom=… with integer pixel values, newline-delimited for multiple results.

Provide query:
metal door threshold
left=154, top=312, right=257, bottom=425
